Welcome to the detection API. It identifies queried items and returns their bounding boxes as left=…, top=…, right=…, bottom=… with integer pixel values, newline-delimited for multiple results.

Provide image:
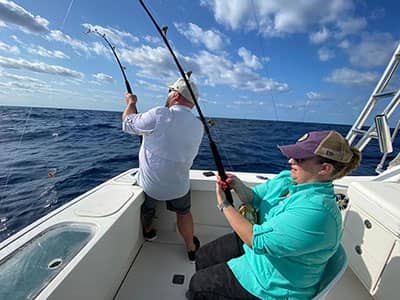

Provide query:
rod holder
left=375, top=114, right=393, bottom=154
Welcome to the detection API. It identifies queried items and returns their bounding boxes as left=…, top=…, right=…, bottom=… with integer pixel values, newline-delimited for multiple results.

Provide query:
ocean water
left=0, top=106, right=398, bottom=242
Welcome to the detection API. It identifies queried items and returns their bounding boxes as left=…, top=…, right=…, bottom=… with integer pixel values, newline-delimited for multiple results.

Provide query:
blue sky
left=0, top=0, right=399, bottom=125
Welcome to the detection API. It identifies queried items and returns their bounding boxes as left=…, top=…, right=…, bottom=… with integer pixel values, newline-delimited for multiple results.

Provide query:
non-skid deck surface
left=327, top=268, right=373, bottom=300
left=115, top=231, right=372, bottom=300
left=115, top=240, right=195, bottom=300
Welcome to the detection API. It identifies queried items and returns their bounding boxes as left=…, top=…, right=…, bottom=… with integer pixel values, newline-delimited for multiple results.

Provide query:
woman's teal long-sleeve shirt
left=227, top=171, right=342, bottom=300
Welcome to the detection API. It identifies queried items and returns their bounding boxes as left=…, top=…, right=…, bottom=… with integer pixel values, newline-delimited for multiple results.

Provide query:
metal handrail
left=346, top=42, right=400, bottom=173
left=346, top=43, right=400, bottom=148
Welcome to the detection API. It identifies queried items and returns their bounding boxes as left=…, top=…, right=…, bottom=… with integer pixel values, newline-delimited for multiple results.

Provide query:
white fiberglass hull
left=1, top=168, right=399, bottom=299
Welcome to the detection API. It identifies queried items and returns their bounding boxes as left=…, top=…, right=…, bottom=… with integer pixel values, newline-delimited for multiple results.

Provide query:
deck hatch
left=172, top=274, right=185, bottom=285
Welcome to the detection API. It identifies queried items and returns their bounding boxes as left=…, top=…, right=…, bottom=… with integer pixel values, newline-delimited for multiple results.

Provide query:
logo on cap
left=325, top=150, right=335, bottom=156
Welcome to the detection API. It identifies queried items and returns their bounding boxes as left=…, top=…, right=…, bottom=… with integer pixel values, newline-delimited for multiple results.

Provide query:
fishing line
left=85, top=28, right=133, bottom=95
left=209, top=121, right=235, bottom=172
left=139, top=0, right=234, bottom=204
left=0, top=106, right=32, bottom=235
left=60, top=0, right=75, bottom=30
left=250, top=0, right=279, bottom=122
left=146, top=0, right=237, bottom=175
left=86, top=27, right=142, bottom=145
left=40, top=0, right=75, bottom=209
left=302, top=100, right=310, bottom=122
left=3, top=107, right=33, bottom=189
left=140, top=1, right=232, bottom=169
left=1, top=0, right=75, bottom=217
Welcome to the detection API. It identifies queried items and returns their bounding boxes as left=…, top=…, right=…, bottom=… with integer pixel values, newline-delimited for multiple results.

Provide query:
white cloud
left=88, top=80, right=101, bottom=86
left=347, top=32, right=397, bottom=68
left=0, top=70, right=44, bottom=83
left=0, top=80, right=44, bottom=92
left=200, top=0, right=254, bottom=31
left=27, top=45, right=69, bottom=59
left=2, top=80, right=84, bottom=98
left=47, top=30, right=90, bottom=54
left=335, top=17, right=367, bottom=38
left=0, top=41, right=20, bottom=54
left=325, top=67, right=378, bottom=86
left=11, top=34, right=23, bottom=44
left=318, top=47, right=335, bottom=61
left=46, top=26, right=153, bottom=62
left=119, top=45, right=176, bottom=79
left=93, top=73, right=114, bottom=83
left=309, top=27, right=330, bottom=44
left=119, top=45, right=288, bottom=93
left=0, top=0, right=49, bottom=33
left=90, top=41, right=111, bottom=59
left=306, top=91, right=327, bottom=100
left=193, top=50, right=288, bottom=92
left=238, top=47, right=262, bottom=69
left=0, top=55, right=84, bottom=78
left=201, top=0, right=354, bottom=36
left=136, top=79, right=164, bottom=92
left=144, top=35, right=161, bottom=44
left=233, top=100, right=252, bottom=105
left=199, top=98, right=217, bottom=104
left=82, top=23, right=139, bottom=48
left=338, top=39, right=350, bottom=49
left=174, top=22, right=227, bottom=51
left=8, top=35, right=71, bottom=60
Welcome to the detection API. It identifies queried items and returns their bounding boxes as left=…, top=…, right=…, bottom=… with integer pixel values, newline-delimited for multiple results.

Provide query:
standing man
left=122, top=78, right=204, bottom=261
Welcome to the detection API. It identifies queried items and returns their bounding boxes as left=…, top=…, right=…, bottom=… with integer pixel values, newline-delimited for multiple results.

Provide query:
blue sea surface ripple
left=0, top=106, right=397, bottom=242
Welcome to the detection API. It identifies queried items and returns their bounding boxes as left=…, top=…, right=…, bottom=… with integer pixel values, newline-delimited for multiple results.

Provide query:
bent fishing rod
left=86, top=28, right=133, bottom=95
left=139, top=0, right=233, bottom=205
left=86, top=28, right=142, bottom=143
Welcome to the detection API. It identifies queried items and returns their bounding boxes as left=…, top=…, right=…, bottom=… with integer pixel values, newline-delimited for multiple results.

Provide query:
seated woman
left=187, top=130, right=361, bottom=300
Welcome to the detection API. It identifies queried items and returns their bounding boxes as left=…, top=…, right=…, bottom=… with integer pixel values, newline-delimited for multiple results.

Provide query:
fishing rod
left=86, top=28, right=142, bottom=143
left=138, top=0, right=233, bottom=205
left=85, top=28, right=133, bottom=95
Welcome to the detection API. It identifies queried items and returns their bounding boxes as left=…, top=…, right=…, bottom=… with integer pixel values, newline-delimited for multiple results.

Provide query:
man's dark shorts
left=141, top=191, right=191, bottom=227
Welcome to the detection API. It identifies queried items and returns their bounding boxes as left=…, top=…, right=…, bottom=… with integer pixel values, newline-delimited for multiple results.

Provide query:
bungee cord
left=138, top=0, right=234, bottom=205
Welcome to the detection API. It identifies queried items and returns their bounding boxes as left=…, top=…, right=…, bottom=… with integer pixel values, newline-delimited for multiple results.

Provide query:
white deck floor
left=115, top=241, right=195, bottom=300
left=115, top=231, right=373, bottom=300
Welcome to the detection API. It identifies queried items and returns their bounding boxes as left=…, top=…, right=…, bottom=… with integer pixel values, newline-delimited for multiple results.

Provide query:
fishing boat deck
left=115, top=239, right=195, bottom=299
left=114, top=229, right=373, bottom=300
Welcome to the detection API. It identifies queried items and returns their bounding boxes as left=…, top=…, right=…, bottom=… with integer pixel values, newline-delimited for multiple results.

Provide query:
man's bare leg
left=177, top=212, right=196, bottom=251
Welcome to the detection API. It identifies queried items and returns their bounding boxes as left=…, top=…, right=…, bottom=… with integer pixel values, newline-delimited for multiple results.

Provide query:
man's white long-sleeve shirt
left=122, top=105, right=204, bottom=200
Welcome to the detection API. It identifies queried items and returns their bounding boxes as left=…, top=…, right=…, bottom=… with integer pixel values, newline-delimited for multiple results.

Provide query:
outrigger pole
left=138, top=0, right=234, bottom=205
left=86, top=28, right=133, bottom=95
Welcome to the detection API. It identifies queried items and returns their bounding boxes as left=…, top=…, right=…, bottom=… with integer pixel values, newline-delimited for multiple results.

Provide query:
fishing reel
left=239, top=204, right=258, bottom=225
left=335, top=193, right=349, bottom=211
